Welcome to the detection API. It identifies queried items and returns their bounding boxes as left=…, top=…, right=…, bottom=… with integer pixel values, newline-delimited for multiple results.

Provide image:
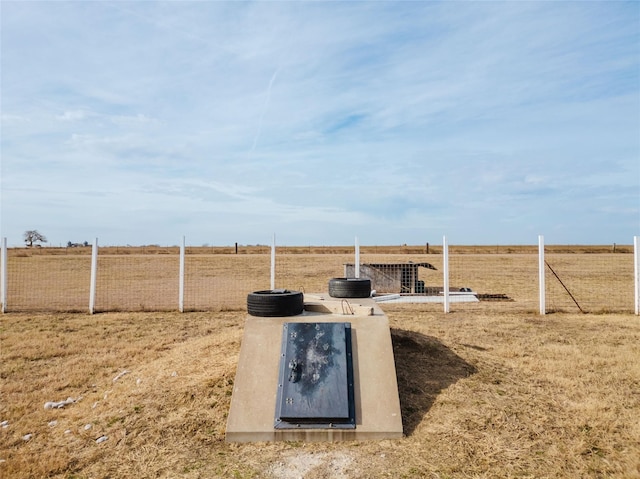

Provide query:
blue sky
left=1, top=1, right=639, bottom=247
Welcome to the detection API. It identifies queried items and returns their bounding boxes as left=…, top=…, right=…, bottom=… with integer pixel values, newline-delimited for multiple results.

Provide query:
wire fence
left=544, top=253, right=634, bottom=314
left=1, top=238, right=638, bottom=314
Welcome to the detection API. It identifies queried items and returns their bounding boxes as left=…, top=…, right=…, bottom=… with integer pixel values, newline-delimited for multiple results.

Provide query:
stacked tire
left=246, top=289, right=304, bottom=317
left=328, top=278, right=371, bottom=299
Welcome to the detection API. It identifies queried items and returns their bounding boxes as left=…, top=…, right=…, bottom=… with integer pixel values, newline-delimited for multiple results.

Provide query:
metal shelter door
left=275, top=322, right=355, bottom=429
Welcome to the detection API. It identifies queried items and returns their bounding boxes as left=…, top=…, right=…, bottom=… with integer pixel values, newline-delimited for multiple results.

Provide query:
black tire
left=247, top=290, right=304, bottom=317
left=328, top=278, right=371, bottom=298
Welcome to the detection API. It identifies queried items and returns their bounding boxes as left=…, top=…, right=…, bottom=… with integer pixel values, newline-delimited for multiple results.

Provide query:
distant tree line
left=67, top=241, right=90, bottom=247
left=22, top=230, right=92, bottom=248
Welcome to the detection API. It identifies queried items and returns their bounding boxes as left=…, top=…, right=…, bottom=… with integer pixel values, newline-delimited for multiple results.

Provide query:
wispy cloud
left=1, top=1, right=638, bottom=246
left=249, top=67, right=281, bottom=155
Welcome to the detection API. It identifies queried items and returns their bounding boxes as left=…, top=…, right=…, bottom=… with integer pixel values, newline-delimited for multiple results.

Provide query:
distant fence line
left=1, top=236, right=639, bottom=315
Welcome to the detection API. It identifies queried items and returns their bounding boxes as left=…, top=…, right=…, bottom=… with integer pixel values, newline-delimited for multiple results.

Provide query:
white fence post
left=539, top=235, right=546, bottom=315
left=634, top=236, right=639, bottom=316
left=179, top=236, right=185, bottom=313
left=1, top=237, right=7, bottom=313
left=89, top=238, right=98, bottom=314
left=355, top=236, right=360, bottom=278
left=270, top=233, right=276, bottom=290
left=443, top=236, right=450, bottom=313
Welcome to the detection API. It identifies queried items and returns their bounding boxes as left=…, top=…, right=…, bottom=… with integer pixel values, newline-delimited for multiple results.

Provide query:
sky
left=1, top=1, right=639, bottom=247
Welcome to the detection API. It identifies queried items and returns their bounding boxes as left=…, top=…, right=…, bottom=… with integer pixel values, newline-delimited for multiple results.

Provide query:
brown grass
left=1, top=308, right=639, bottom=478
left=1, top=247, right=638, bottom=476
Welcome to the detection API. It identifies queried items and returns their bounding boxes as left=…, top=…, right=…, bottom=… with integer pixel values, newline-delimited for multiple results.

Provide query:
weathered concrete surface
left=225, top=294, right=403, bottom=442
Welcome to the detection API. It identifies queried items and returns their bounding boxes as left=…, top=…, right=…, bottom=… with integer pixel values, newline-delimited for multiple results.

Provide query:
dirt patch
left=266, top=451, right=354, bottom=479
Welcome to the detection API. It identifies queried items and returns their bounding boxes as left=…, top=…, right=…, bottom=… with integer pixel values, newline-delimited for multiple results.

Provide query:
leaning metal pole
left=545, top=260, right=585, bottom=314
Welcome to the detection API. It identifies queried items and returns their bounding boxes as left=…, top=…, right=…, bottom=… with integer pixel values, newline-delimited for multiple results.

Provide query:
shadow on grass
left=391, top=328, right=477, bottom=436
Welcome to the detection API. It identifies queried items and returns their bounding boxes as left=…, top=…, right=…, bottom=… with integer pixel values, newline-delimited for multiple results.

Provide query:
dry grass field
left=0, top=307, right=639, bottom=478
left=1, top=247, right=639, bottom=477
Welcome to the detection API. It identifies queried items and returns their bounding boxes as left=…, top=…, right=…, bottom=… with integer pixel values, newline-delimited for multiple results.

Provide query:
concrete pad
left=225, top=294, right=403, bottom=442
left=373, top=293, right=479, bottom=304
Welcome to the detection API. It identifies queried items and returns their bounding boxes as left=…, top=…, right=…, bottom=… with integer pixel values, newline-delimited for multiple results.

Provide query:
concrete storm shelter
left=225, top=293, right=403, bottom=442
